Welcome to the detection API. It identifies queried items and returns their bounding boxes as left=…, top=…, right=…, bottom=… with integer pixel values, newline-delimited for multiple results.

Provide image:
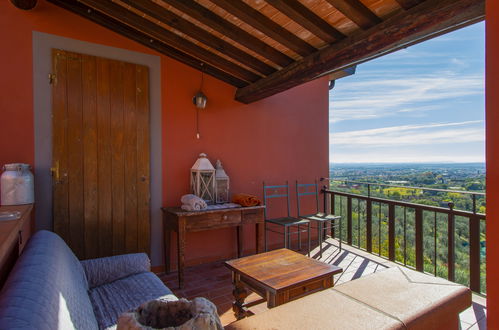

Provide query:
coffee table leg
left=232, top=274, right=249, bottom=320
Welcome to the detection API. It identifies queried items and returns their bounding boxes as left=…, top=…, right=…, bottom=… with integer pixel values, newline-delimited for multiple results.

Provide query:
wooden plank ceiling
left=47, top=0, right=484, bottom=103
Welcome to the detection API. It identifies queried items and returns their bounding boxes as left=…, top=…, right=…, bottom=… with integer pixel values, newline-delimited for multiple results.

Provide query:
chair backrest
left=263, top=181, right=291, bottom=220
left=296, top=180, right=320, bottom=217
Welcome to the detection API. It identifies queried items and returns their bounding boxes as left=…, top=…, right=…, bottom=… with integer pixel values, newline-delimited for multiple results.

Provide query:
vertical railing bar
left=388, top=203, right=395, bottom=261
left=404, top=207, right=407, bottom=266
left=473, top=194, right=477, bottom=214
left=357, top=198, right=361, bottom=247
left=434, top=212, right=437, bottom=276
left=340, top=196, right=343, bottom=243
left=447, top=203, right=455, bottom=282
left=331, top=193, right=335, bottom=239
left=347, top=197, right=352, bottom=245
left=469, top=214, right=481, bottom=292
left=363, top=199, right=367, bottom=250
left=378, top=202, right=381, bottom=257
left=366, top=197, right=372, bottom=253
left=415, top=208, right=424, bottom=272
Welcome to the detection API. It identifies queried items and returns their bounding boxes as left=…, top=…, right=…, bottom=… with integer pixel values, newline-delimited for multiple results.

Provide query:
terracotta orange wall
left=0, top=1, right=329, bottom=266
left=163, top=60, right=328, bottom=266
left=0, top=1, right=159, bottom=167
left=486, top=0, right=498, bottom=327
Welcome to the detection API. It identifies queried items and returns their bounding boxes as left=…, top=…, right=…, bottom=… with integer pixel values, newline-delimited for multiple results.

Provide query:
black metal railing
left=321, top=180, right=486, bottom=294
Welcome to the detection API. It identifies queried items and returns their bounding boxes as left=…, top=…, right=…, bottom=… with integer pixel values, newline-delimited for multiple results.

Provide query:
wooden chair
left=296, top=180, right=341, bottom=258
left=263, top=182, right=310, bottom=255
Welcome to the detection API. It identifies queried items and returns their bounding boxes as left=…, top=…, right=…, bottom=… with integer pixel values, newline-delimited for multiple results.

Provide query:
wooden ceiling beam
left=120, top=0, right=275, bottom=76
left=76, top=0, right=260, bottom=83
left=395, top=0, right=427, bottom=10
left=236, top=0, right=484, bottom=103
left=162, top=0, right=293, bottom=68
left=10, top=0, right=37, bottom=9
left=326, top=0, right=382, bottom=30
left=209, top=0, right=317, bottom=57
left=265, top=0, right=346, bottom=43
left=47, top=0, right=248, bottom=87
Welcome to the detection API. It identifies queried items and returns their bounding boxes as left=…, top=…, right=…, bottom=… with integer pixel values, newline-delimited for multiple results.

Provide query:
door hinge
left=48, top=73, right=56, bottom=85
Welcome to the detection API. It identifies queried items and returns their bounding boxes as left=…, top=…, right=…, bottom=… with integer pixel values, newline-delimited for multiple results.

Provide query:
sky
left=329, top=22, right=485, bottom=164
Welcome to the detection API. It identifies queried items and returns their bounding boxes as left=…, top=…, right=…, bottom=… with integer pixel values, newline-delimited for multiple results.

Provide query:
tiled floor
left=160, top=238, right=487, bottom=329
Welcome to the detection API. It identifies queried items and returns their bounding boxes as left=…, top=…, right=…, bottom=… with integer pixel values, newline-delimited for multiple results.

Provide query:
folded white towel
left=180, top=194, right=207, bottom=211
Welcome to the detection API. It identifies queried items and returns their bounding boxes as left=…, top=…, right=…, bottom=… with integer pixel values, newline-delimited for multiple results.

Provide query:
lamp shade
left=193, top=91, right=207, bottom=109
left=190, top=153, right=215, bottom=203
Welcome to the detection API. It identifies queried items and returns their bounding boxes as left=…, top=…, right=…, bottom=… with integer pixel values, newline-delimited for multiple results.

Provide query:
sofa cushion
left=333, top=266, right=471, bottom=329
left=81, top=253, right=151, bottom=289
left=225, top=288, right=405, bottom=330
left=89, top=271, right=177, bottom=329
left=0, top=230, right=98, bottom=330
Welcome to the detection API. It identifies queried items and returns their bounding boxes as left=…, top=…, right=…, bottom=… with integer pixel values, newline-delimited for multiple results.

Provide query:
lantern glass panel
left=216, top=178, right=229, bottom=203
left=199, top=171, right=215, bottom=202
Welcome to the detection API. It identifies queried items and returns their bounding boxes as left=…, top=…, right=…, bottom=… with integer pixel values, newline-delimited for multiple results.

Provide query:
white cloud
left=330, top=121, right=484, bottom=147
left=329, top=74, right=484, bottom=123
left=331, top=152, right=484, bottom=164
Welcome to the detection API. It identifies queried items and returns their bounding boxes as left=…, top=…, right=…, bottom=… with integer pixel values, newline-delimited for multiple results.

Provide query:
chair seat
left=300, top=213, right=340, bottom=222
left=266, top=217, right=310, bottom=226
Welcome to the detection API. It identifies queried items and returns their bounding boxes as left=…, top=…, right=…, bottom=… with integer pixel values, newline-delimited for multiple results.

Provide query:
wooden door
left=51, top=49, right=150, bottom=259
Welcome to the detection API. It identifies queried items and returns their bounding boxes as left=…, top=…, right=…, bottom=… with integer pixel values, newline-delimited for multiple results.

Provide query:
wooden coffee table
left=225, top=248, right=343, bottom=319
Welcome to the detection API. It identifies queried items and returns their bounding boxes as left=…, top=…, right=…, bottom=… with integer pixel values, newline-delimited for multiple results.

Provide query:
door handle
left=51, top=161, right=60, bottom=182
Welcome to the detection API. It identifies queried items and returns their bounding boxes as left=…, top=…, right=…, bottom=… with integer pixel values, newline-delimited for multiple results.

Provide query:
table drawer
left=186, top=211, right=241, bottom=231
left=242, top=208, right=264, bottom=224
left=288, top=278, right=328, bottom=301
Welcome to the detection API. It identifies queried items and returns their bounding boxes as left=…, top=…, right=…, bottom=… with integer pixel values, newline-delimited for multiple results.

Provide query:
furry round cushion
left=117, top=297, right=223, bottom=330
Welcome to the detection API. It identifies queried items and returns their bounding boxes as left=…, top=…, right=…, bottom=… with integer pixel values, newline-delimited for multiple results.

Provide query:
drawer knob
left=223, top=215, right=228, bottom=220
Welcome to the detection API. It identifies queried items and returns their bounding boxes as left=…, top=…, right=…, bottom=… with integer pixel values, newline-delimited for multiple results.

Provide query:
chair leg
left=284, top=226, right=289, bottom=249
left=265, top=222, right=268, bottom=252
left=298, top=224, right=302, bottom=250
left=318, top=221, right=323, bottom=259
left=307, top=222, right=311, bottom=257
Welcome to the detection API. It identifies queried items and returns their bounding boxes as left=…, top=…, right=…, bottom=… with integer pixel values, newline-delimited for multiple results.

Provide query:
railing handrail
left=325, top=179, right=486, bottom=196
left=323, top=189, right=486, bottom=219
left=322, top=188, right=485, bottom=294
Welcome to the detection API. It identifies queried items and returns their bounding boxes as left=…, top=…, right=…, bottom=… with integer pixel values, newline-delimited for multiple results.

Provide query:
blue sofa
left=0, top=230, right=177, bottom=329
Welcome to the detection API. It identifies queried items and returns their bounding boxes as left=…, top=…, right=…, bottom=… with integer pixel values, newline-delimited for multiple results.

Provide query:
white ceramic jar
left=1, top=163, right=34, bottom=205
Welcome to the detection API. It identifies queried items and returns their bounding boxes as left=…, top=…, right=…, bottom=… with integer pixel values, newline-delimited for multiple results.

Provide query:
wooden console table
left=0, top=204, right=34, bottom=288
left=162, top=205, right=265, bottom=288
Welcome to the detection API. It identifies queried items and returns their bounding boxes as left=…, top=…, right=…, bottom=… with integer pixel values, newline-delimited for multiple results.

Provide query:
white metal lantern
left=190, top=153, right=216, bottom=204
left=215, top=160, right=230, bottom=204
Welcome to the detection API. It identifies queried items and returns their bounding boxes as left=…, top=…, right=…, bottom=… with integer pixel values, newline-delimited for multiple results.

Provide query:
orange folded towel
left=232, top=193, right=262, bottom=207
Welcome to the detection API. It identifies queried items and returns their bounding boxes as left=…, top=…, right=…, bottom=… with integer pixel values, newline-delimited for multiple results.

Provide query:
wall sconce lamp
left=193, top=63, right=207, bottom=139
left=193, top=63, right=207, bottom=109
left=193, top=90, right=207, bottom=109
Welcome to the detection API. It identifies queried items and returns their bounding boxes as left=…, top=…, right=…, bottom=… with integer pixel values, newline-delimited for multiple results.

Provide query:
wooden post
left=447, top=206, right=455, bottom=282
left=469, top=215, right=481, bottom=292
left=366, top=199, right=372, bottom=253
left=415, top=208, right=424, bottom=272
left=388, top=204, right=395, bottom=261
left=347, top=196, right=353, bottom=245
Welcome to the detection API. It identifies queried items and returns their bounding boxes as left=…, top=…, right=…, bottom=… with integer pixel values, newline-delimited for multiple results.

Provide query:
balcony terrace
left=158, top=179, right=487, bottom=328
left=161, top=238, right=487, bottom=328
left=1, top=0, right=497, bottom=329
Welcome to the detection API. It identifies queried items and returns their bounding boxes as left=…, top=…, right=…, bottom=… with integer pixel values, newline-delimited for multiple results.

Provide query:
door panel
left=52, top=49, right=150, bottom=259
left=82, top=54, right=98, bottom=259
